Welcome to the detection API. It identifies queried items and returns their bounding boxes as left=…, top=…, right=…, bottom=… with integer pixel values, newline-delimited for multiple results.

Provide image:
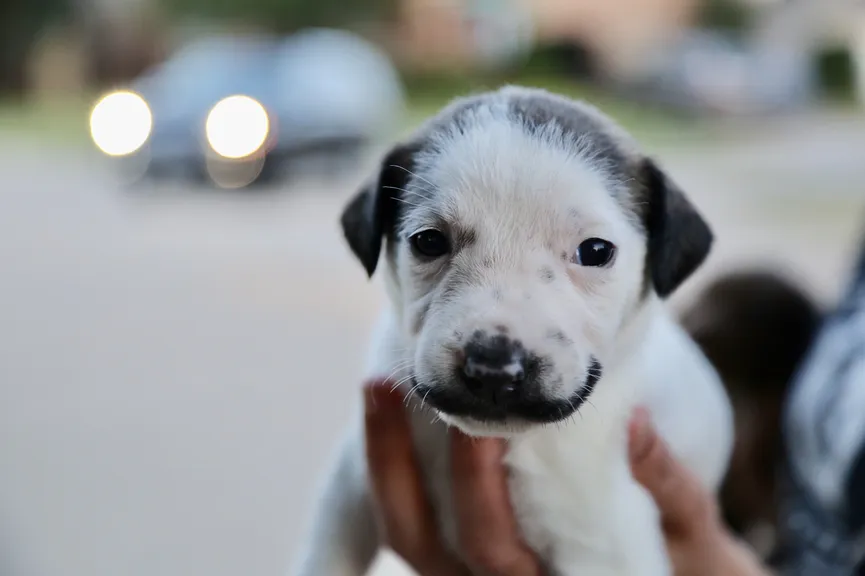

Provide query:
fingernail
left=628, top=406, right=653, bottom=461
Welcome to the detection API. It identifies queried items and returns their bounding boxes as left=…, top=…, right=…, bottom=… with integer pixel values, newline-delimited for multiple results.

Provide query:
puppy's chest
left=407, top=412, right=631, bottom=573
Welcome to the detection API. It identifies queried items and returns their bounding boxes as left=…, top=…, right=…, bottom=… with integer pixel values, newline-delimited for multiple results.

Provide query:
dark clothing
left=775, top=230, right=865, bottom=575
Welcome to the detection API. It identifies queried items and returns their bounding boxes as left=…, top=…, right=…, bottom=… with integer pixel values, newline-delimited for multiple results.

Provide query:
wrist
left=716, top=532, right=773, bottom=576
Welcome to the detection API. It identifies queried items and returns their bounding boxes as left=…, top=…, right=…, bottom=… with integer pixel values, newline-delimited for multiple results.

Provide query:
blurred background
left=1, top=0, right=865, bottom=575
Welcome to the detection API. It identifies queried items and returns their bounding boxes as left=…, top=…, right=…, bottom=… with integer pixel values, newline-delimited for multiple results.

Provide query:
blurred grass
left=0, top=74, right=713, bottom=150
left=401, top=72, right=715, bottom=149
left=0, top=96, right=90, bottom=145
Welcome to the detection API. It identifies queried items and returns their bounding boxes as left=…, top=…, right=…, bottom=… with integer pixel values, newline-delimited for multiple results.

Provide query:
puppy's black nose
left=460, top=333, right=527, bottom=405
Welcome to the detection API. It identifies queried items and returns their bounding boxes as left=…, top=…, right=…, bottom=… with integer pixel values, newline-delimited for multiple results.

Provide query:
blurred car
left=618, top=29, right=815, bottom=116
left=88, top=29, right=405, bottom=188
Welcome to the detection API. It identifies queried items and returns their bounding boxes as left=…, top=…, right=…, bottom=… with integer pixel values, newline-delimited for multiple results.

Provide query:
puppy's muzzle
left=458, top=331, right=531, bottom=407
left=414, top=330, right=602, bottom=424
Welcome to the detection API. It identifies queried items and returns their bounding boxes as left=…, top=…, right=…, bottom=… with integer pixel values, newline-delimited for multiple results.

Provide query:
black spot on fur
left=546, top=329, right=572, bottom=345
left=560, top=251, right=569, bottom=262
left=539, top=266, right=555, bottom=283
left=494, top=324, right=509, bottom=334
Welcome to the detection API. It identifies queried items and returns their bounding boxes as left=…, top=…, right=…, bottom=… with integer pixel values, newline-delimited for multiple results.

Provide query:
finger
left=364, top=382, right=465, bottom=575
left=450, top=430, right=544, bottom=576
left=628, top=407, right=716, bottom=536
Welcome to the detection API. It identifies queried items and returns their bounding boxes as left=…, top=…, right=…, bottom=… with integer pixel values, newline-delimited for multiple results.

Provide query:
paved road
left=1, top=114, right=863, bottom=576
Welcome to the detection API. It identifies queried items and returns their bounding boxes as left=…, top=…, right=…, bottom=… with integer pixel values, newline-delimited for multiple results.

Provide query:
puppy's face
left=342, top=88, right=713, bottom=435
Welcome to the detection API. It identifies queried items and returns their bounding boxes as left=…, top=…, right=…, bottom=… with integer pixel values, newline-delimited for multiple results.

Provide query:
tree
left=0, top=0, right=70, bottom=96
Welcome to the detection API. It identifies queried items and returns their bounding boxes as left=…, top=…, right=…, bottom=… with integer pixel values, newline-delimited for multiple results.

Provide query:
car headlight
left=89, top=91, right=152, bottom=156
left=205, top=95, right=270, bottom=159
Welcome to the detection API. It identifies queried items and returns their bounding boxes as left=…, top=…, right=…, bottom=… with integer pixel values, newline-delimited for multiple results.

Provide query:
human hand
left=364, top=379, right=770, bottom=576
left=364, top=380, right=544, bottom=576
left=628, top=407, right=772, bottom=576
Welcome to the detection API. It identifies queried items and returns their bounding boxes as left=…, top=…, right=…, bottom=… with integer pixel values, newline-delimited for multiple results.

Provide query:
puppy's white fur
left=292, top=87, right=733, bottom=576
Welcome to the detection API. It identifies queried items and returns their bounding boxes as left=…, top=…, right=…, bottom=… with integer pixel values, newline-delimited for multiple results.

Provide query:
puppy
left=680, top=271, right=822, bottom=557
left=293, top=86, right=734, bottom=576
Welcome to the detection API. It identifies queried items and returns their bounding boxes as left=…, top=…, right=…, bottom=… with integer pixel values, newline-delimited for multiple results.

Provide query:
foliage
left=518, top=42, right=598, bottom=81
left=0, top=0, right=71, bottom=95
left=816, top=45, right=856, bottom=101
left=162, top=0, right=399, bottom=33
left=695, top=0, right=755, bottom=37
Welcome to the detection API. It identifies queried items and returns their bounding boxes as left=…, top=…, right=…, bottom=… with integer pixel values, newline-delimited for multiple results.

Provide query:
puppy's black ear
left=642, top=159, right=713, bottom=298
left=340, top=144, right=417, bottom=277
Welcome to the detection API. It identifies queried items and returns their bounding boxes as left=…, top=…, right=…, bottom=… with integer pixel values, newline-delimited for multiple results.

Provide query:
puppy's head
left=342, top=87, right=712, bottom=435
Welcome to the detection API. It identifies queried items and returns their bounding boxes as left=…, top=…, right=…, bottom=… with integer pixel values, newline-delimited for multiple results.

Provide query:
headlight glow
left=89, top=91, right=153, bottom=156
left=205, top=95, right=270, bottom=159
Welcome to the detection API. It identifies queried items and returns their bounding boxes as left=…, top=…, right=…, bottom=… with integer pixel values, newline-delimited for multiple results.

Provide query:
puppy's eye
left=574, top=238, right=616, bottom=267
left=410, top=229, right=451, bottom=259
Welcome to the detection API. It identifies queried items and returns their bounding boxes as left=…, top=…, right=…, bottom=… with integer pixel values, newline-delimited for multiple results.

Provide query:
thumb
left=628, top=407, right=717, bottom=535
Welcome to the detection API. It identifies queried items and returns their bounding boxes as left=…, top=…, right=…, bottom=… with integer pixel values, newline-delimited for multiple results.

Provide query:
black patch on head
left=638, top=158, right=713, bottom=298
left=340, top=142, right=422, bottom=277
left=505, top=91, right=630, bottom=184
left=539, top=266, right=555, bottom=283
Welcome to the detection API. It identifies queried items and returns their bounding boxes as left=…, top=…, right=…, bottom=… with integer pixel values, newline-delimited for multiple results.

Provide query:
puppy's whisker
left=392, top=197, right=426, bottom=210
left=381, top=359, right=415, bottom=381
left=391, top=376, right=415, bottom=393
left=390, top=373, right=415, bottom=390
left=404, top=382, right=426, bottom=411
left=570, top=395, right=584, bottom=421
left=380, top=185, right=434, bottom=202
left=387, top=164, right=436, bottom=189
left=384, top=357, right=414, bottom=369
left=383, top=366, right=412, bottom=383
